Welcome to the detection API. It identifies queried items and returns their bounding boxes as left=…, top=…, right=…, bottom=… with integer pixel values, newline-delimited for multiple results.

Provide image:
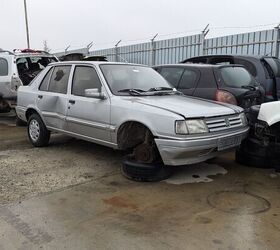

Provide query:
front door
left=66, top=65, right=111, bottom=144
left=36, top=65, right=71, bottom=130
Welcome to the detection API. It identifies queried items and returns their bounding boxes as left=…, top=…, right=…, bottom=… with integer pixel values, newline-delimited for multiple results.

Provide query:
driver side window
left=72, top=66, right=102, bottom=97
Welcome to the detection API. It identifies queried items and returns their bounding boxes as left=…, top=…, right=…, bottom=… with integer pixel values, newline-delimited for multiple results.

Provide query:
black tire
left=235, top=148, right=268, bottom=168
left=121, top=155, right=173, bottom=182
left=27, top=113, right=50, bottom=147
left=16, top=116, right=27, bottom=126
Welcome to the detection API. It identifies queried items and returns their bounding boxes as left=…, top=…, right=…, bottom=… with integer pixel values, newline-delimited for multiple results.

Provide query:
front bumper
left=155, top=127, right=249, bottom=166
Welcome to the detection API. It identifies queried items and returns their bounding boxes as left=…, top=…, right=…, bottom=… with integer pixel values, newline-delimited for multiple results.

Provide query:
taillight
left=215, top=90, right=237, bottom=105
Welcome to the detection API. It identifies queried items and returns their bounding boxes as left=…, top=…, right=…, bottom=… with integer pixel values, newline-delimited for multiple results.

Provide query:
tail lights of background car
left=215, top=90, right=237, bottom=105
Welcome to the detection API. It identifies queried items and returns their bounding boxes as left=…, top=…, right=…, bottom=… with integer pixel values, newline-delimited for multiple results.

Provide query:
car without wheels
left=16, top=62, right=249, bottom=179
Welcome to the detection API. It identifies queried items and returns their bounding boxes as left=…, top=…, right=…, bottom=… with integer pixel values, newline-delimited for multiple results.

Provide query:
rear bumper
left=155, top=127, right=249, bottom=166
left=15, top=106, right=27, bottom=122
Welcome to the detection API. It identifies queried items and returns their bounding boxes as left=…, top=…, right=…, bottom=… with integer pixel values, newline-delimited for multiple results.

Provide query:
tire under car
left=121, top=155, right=173, bottom=182
left=236, top=137, right=280, bottom=170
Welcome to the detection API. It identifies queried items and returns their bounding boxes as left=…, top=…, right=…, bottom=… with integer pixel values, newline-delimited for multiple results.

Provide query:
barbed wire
left=52, top=22, right=279, bottom=52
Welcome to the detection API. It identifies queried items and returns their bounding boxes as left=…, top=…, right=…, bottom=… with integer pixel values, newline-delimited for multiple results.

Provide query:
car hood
left=134, top=95, right=242, bottom=118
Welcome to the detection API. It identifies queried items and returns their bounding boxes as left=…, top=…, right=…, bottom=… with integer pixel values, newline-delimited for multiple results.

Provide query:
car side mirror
left=85, top=88, right=106, bottom=100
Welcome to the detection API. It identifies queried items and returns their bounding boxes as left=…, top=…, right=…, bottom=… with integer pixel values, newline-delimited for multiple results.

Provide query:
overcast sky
left=1, top=0, right=280, bottom=53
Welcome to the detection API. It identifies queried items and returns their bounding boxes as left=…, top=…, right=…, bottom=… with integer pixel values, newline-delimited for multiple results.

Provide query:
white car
left=0, top=49, right=58, bottom=113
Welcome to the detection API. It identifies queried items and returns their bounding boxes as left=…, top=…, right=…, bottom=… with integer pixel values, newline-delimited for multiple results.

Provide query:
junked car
left=0, top=49, right=58, bottom=113
left=153, top=64, right=265, bottom=112
left=182, top=55, right=280, bottom=102
left=16, top=62, right=249, bottom=180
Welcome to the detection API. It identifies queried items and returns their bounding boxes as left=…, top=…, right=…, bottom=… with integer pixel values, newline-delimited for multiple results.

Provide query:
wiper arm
left=241, top=85, right=256, bottom=91
left=118, top=88, right=145, bottom=95
left=148, top=87, right=174, bottom=91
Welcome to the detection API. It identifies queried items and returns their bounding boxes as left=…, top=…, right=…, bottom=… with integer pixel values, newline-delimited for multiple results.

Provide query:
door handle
left=38, top=95, right=43, bottom=99
left=69, top=100, right=75, bottom=104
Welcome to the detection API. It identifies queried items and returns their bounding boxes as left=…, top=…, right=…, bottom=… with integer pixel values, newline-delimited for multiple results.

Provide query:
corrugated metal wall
left=204, top=29, right=278, bottom=56
left=59, top=28, right=280, bottom=64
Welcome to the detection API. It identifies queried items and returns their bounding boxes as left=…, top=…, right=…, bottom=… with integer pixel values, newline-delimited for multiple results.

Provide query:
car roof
left=184, top=54, right=277, bottom=60
left=48, top=61, right=146, bottom=67
left=154, top=63, right=245, bottom=69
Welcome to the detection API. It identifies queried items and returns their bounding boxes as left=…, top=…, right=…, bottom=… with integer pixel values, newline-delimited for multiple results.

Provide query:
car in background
left=16, top=62, right=249, bottom=181
left=59, top=52, right=108, bottom=62
left=153, top=64, right=264, bottom=111
left=236, top=101, right=280, bottom=169
left=181, top=55, right=280, bottom=102
left=0, top=49, right=58, bottom=113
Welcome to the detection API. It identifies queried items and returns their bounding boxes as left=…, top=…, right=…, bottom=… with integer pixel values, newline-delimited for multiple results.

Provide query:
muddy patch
left=164, top=163, right=227, bottom=185
left=103, top=196, right=138, bottom=210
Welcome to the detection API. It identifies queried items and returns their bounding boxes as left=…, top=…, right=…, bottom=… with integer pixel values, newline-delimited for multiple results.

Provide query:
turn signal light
left=215, top=90, right=237, bottom=105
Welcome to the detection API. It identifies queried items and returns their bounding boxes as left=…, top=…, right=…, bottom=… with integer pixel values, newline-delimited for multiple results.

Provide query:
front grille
left=206, top=114, right=243, bottom=132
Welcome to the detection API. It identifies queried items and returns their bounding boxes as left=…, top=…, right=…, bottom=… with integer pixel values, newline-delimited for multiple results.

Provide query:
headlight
left=175, top=119, right=208, bottom=134
left=240, top=113, right=248, bottom=126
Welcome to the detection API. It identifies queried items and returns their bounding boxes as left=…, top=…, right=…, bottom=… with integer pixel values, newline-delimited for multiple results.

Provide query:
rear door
left=36, top=65, right=71, bottom=130
left=0, top=56, right=13, bottom=99
left=263, top=58, right=280, bottom=100
left=66, top=65, right=111, bottom=143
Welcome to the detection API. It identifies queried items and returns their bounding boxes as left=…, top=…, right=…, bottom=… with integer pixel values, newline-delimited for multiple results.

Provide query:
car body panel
left=258, top=101, right=280, bottom=126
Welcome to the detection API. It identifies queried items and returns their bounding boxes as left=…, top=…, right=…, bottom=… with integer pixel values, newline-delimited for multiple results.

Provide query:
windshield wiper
left=241, top=85, right=256, bottom=91
left=118, top=88, right=145, bottom=95
left=148, top=87, right=174, bottom=91
left=148, top=87, right=183, bottom=95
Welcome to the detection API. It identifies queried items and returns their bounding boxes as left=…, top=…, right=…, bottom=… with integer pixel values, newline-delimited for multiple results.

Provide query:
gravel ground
left=0, top=114, right=121, bottom=204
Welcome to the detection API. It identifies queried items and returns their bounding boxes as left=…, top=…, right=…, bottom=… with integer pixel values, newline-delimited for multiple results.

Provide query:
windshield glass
left=220, top=66, right=253, bottom=88
left=100, top=64, right=172, bottom=95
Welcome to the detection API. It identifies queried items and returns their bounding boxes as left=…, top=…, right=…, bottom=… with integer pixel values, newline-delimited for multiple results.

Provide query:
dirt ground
left=0, top=113, right=280, bottom=250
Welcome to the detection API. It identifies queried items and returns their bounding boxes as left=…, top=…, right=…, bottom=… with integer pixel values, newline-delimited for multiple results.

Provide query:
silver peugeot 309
left=16, top=62, right=249, bottom=166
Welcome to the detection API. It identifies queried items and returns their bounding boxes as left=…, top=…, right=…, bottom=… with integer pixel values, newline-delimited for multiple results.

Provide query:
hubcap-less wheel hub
left=29, top=119, right=40, bottom=142
left=134, top=143, right=156, bottom=163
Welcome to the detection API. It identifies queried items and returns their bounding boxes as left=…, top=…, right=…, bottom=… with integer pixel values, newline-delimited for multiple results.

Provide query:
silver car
left=16, top=62, right=249, bottom=166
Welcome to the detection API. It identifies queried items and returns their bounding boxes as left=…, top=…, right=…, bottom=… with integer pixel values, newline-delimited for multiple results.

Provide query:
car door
left=177, top=68, right=199, bottom=96
left=0, top=56, right=13, bottom=99
left=66, top=65, right=111, bottom=143
left=36, top=65, right=71, bottom=130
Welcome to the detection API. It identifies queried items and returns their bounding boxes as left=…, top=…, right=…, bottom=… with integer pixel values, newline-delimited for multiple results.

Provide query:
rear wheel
left=27, top=114, right=50, bottom=147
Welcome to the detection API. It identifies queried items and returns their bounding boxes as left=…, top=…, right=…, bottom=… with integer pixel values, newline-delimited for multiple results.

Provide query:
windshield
left=220, top=66, right=254, bottom=88
left=100, top=64, right=172, bottom=95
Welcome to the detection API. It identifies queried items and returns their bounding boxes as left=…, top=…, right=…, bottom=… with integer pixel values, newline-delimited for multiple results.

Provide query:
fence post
left=273, top=25, right=280, bottom=58
left=150, top=34, right=158, bottom=66
left=115, top=40, right=121, bottom=62
left=200, top=24, right=210, bottom=56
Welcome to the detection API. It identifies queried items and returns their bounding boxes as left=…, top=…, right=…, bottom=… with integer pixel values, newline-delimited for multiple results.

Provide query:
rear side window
left=178, top=69, right=198, bottom=89
left=159, top=67, right=184, bottom=87
left=0, top=58, right=8, bottom=76
left=48, top=66, right=71, bottom=94
left=39, top=68, right=53, bottom=91
left=234, top=59, right=257, bottom=77
left=220, top=67, right=253, bottom=88
left=72, top=66, right=102, bottom=96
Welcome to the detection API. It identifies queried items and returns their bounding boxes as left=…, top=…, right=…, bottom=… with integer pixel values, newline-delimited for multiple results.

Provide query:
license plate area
left=218, top=136, right=242, bottom=151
